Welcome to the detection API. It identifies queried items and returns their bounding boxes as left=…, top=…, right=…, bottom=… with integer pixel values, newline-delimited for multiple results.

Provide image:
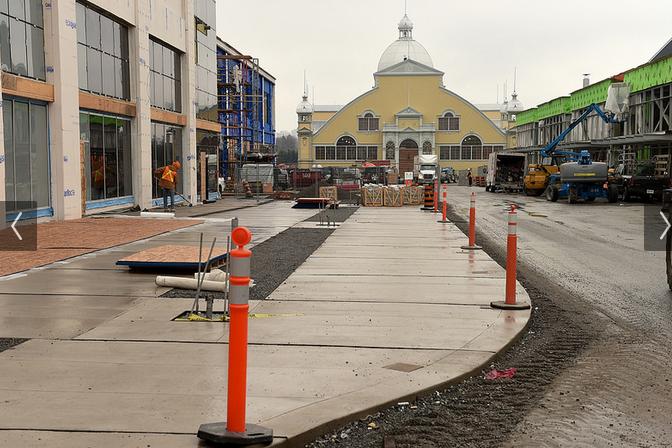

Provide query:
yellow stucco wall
left=313, top=111, right=339, bottom=122
left=297, top=73, right=505, bottom=169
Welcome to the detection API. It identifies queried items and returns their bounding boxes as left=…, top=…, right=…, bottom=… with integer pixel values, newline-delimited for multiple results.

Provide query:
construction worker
left=467, top=169, right=473, bottom=187
left=154, top=161, right=181, bottom=211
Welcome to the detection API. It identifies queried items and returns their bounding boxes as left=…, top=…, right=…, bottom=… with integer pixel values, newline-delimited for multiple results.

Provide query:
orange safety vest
left=161, top=166, right=176, bottom=183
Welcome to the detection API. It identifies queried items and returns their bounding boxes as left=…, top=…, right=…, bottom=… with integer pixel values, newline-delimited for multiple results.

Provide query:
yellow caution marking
left=249, top=313, right=305, bottom=319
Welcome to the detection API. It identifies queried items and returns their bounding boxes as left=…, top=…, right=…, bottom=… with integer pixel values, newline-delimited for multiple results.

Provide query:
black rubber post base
left=421, top=207, right=434, bottom=211
left=490, top=300, right=531, bottom=310
left=460, top=245, right=482, bottom=250
left=437, top=219, right=450, bottom=223
left=197, top=422, right=273, bottom=446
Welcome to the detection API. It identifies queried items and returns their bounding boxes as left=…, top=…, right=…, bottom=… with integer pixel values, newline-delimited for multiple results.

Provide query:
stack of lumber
left=383, top=186, right=403, bottom=207
left=361, top=185, right=383, bottom=207
left=403, top=186, right=424, bottom=205
left=319, top=186, right=338, bottom=202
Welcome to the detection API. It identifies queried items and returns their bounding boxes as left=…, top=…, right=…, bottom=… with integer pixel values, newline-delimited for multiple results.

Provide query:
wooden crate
left=403, top=186, right=424, bottom=205
left=383, top=186, right=403, bottom=207
left=361, top=185, right=383, bottom=207
left=319, top=186, right=338, bottom=202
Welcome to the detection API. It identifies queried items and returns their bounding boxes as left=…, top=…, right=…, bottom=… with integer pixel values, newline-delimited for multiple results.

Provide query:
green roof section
left=513, top=55, right=672, bottom=128
left=624, top=56, right=672, bottom=92
left=515, top=107, right=536, bottom=126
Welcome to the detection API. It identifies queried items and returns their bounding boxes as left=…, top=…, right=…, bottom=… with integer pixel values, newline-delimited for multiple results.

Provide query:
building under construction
left=217, top=39, right=276, bottom=181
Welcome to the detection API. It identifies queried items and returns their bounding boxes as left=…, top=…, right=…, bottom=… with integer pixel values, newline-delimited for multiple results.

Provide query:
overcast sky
left=217, top=0, right=672, bottom=133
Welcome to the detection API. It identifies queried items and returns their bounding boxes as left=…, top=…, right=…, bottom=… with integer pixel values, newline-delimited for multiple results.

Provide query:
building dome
left=296, top=94, right=313, bottom=114
left=507, top=93, right=525, bottom=114
left=377, top=14, right=434, bottom=72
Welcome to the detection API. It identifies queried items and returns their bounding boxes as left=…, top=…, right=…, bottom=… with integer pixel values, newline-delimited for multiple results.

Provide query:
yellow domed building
left=297, top=14, right=507, bottom=175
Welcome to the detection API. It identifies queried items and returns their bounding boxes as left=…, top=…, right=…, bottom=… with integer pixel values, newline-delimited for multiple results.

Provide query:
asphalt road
left=448, top=186, right=672, bottom=448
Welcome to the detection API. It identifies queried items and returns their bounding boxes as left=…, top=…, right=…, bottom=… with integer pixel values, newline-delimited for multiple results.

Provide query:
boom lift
left=525, top=82, right=629, bottom=202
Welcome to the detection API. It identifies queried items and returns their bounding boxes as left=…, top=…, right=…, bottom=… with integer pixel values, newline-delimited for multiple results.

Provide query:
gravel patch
left=0, top=338, right=28, bottom=353
left=305, top=205, right=603, bottom=448
left=304, top=206, right=359, bottom=223
left=162, top=207, right=359, bottom=302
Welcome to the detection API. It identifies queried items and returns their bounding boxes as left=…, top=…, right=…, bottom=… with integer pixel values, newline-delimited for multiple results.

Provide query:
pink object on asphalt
left=485, top=368, right=517, bottom=380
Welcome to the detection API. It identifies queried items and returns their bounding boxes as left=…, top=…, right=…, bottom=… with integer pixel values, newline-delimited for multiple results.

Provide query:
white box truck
left=486, top=153, right=526, bottom=193
left=414, top=155, right=438, bottom=184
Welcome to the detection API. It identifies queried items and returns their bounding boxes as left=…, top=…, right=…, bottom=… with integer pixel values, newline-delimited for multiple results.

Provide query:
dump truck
left=414, top=154, right=438, bottom=184
left=485, top=152, right=526, bottom=193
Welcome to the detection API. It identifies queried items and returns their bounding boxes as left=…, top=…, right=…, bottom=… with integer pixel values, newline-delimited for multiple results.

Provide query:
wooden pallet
left=117, top=245, right=229, bottom=271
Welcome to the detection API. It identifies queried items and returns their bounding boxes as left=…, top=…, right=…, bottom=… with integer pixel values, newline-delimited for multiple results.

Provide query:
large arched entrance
left=398, top=139, right=418, bottom=175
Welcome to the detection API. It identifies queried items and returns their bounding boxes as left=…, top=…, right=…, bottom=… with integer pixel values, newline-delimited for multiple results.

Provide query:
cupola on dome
left=377, top=14, right=433, bottom=72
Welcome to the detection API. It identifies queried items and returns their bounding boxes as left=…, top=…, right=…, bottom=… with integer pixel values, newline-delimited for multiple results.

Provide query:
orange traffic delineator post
left=198, top=227, right=273, bottom=446
left=438, top=184, right=449, bottom=223
left=461, top=192, right=482, bottom=250
left=433, top=179, right=439, bottom=213
left=491, top=206, right=530, bottom=310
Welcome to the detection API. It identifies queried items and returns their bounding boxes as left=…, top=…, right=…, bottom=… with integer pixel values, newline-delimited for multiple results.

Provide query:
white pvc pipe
left=193, top=269, right=227, bottom=282
left=156, top=276, right=226, bottom=292
left=141, top=212, right=176, bottom=218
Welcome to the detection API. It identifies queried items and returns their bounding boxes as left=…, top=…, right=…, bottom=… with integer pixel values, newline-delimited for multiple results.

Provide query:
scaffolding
left=218, top=54, right=271, bottom=182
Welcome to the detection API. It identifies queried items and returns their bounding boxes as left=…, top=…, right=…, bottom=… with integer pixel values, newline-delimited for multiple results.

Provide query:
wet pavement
left=0, top=202, right=530, bottom=448
left=446, top=186, right=672, bottom=447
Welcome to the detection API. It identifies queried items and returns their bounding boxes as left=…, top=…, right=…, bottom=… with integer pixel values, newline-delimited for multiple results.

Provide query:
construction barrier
left=491, top=206, right=530, bottom=310
left=422, top=184, right=434, bottom=210
left=197, top=227, right=273, bottom=445
left=461, top=192, right=482, bottom=250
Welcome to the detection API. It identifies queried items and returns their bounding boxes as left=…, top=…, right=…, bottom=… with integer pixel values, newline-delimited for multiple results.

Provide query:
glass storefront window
left=194, top=6, right=217, bottom=122
left=80, top=111, right=133, bottom=201
left=3, top=98, right=50, bottom=212
left=0, top=0, right=45, bottom=80
left=77, top=1, right=130, bottom=100
left=149, top=38, right=182, bottom=112
left=151, top=122, right=183, bottom=198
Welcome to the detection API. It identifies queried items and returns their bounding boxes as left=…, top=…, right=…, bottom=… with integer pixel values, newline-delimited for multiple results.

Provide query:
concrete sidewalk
left=0, top=205, right=530, bottom=447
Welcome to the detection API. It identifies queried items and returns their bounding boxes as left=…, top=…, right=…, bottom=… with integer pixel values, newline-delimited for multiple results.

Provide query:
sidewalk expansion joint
left=70, top=338, right=496, bottom=353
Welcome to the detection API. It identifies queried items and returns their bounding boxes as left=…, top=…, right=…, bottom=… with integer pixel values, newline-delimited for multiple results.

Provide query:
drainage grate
left=383, top=363, right=423, bottom=373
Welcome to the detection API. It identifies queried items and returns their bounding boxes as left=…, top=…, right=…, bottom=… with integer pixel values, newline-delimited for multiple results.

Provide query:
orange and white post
left=197, top=227, right=273, bottom=445
left=491, top=206, right=530, bottom=310
left=438, top=183, right=449, bottom=223
left=433, top=179, right=439, bottom=213
left=461, top=192, right=482, bottom=250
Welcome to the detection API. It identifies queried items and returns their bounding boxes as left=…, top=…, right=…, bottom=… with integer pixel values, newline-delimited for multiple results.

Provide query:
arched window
left=358, top=112, right=380, bottom=131
left=385, top=141, right=395, bottom=159
left=422, top=141, right=433, bottom=155
left=337, top=136, right=356, bottom=146
left=336, top=136, right=357, bottom=161
left=439, top=112, right=460, bottom=131
left=461, top=135, right=483, bottom=160
left=399, top=139, right=418, bottom=149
